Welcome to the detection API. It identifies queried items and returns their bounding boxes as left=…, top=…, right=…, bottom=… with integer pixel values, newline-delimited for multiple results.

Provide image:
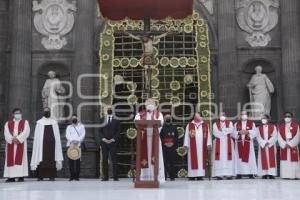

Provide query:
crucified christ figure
left=124, top=31, right=170, bottom=93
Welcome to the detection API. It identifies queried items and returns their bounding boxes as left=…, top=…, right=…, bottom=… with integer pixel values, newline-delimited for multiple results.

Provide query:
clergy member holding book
left=184, top=113, right=212, bottom=181
left=3, top=108, right=30, bottom=183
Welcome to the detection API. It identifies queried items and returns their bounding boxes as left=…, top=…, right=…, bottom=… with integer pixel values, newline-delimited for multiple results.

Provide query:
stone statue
left=42, top=71, right=66, bottom=120
left=247, top=66, right=274, bottom=118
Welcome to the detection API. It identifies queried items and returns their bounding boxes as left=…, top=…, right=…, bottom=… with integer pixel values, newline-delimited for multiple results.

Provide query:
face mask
left=72, top=118, right=78, bottom=124
left=14, top=114, right=22, bottom=121
left=241, top=114, right=248, bottom=121
left=107, top=110, right=112, bottom=115
left=146, top=104, right=155, bottom=112
left=44, top=111, right=51, bottom=118
left=261, top=119, right=268, bottom=124
left=220, top=116, right=226, bottom=121
left=284, top=117, right=291, bottom=123
left=165, top=118, right=171, bottom=124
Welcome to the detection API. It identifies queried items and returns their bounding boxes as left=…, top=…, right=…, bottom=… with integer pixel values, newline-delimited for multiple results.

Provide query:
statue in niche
left=247, top=66, right=274, bottom=118
left=42, top=71, right=66, bottom=121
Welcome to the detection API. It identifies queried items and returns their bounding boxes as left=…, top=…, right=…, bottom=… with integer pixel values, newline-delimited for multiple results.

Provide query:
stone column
left=281, top=0, right=300, bottom=121
left=217, top=0, right=239, bottom=117
left=72, top=0, right=95, bottom=139
left=8, top=0, right=32, bottom=118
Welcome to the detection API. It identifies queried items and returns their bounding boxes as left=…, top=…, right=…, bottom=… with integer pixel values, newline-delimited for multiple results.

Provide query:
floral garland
left=99, top=11, right=212, bottom=177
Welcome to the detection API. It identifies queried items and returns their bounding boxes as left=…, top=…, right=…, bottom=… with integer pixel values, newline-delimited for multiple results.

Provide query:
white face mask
left=261, top=119, right=268, bottom=124
left=241, top=114, right=248, bottom=121
left=284, top=117, right=292, bottom=123
left=220, top=116, right=226, bottom=121
left=146, top=104, right=155, bottom=112
left=14, top=114, right=22, bottom=121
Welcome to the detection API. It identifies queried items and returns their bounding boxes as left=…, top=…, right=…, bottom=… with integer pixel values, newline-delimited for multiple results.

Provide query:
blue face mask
left=14, top=114, right=22, bottom=121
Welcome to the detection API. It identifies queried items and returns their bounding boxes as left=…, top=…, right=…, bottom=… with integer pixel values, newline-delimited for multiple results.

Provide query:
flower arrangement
left=127, top=94, right=138, bottom=105
left=184, top=75, right=194, bottom=85
left=177, top=127, right=185, bottom=139
left=120, top=57, right=130, bottom=68
left=151, top=77, right=160, bottom=89
left=126, top=128, right=137, bottom=140
left=177, top=146, right=188, bottom=157
left=177, top=168, right=188, bottom=178
left=170, top=81, right=181, bottom=91
left=129, top=58, right=139, bottom=68
left=170, top=96, right=181, bottom=107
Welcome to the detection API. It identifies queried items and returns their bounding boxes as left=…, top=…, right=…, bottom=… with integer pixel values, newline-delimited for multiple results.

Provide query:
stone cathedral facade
left=0, top=0, right=299, bottom=177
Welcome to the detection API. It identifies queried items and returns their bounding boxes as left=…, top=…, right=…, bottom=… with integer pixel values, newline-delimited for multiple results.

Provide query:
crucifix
left=123, top=17, right=171, bottom=97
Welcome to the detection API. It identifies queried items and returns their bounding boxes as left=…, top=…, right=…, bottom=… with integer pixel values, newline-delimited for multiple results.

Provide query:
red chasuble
left=188, top=122, right=209, bottom=170
left=236, top=120, right=253, bottom=163
left=258, top=124, right=276, bottom=170
left=7, top=120, right=26, bottom=167
left=139, top=110, right=160, bottom=168
left=279, top=122, right=299, bottom=162
left=215, top=120, right=232, bottom=161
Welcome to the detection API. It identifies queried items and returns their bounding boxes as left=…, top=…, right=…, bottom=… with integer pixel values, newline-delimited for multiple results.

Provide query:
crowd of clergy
left=2, top=99, right=300, bottom=183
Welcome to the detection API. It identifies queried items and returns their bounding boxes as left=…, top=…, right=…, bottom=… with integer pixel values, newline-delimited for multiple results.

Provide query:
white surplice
left=256, top=124, right=277, bottom=176
left=212, top=121, right=235, bottom=177
left=134, top=111, right=165, bottom=184
left=30, top=117, right=64, bottom=171
left=3, top=120, right=30, bottom=178
left=184, top=121, right=212, bottom=177
left=233, top=121, right=257, bottom=175
left=278, top=123, right=300, bottom=179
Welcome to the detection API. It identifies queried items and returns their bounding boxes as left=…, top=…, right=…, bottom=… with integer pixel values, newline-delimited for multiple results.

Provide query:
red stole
left=215, top=120, right=232, bottom=161
left=279, top=122, right=299, bottom=162
left=7, top=120, right=25, bottom=167
left=236, top=120, right=253, bottom=163
left=258, top=124, right=276, bottom=170
left=188, top=122, right=209, bottom=170
left=140, top=110, right=160, bottom=168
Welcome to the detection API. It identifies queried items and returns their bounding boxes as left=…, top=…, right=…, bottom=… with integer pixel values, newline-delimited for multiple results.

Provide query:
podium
left=134, top=120, right=161, bottom=188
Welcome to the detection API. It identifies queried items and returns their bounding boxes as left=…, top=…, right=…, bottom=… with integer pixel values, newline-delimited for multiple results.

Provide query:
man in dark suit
left=95, top=105, right=121, bottom=181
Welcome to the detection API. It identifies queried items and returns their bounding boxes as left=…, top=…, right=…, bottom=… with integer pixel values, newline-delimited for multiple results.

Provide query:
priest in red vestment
left=233, top=111, right=257, bottom=179
left=212, top=112, right=235, bottom=180
left=184, top=113, right=212, bottom=181
left=278, top=112, right=300, bottom=179
left=256, top=114, right=277, bottom=179
left=3, top=108, right=30, bottom=183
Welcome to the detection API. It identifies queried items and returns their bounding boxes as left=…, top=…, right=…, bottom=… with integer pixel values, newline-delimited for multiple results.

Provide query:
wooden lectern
left=134, top=119, right=161, bottom=188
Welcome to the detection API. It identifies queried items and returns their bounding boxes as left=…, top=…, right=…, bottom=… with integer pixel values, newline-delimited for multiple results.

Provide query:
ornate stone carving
left=33, top=0, right=76, bottom=50
left=199, top=0, right=213, bottom=14
left=236, top=0, right=279, bottom=47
